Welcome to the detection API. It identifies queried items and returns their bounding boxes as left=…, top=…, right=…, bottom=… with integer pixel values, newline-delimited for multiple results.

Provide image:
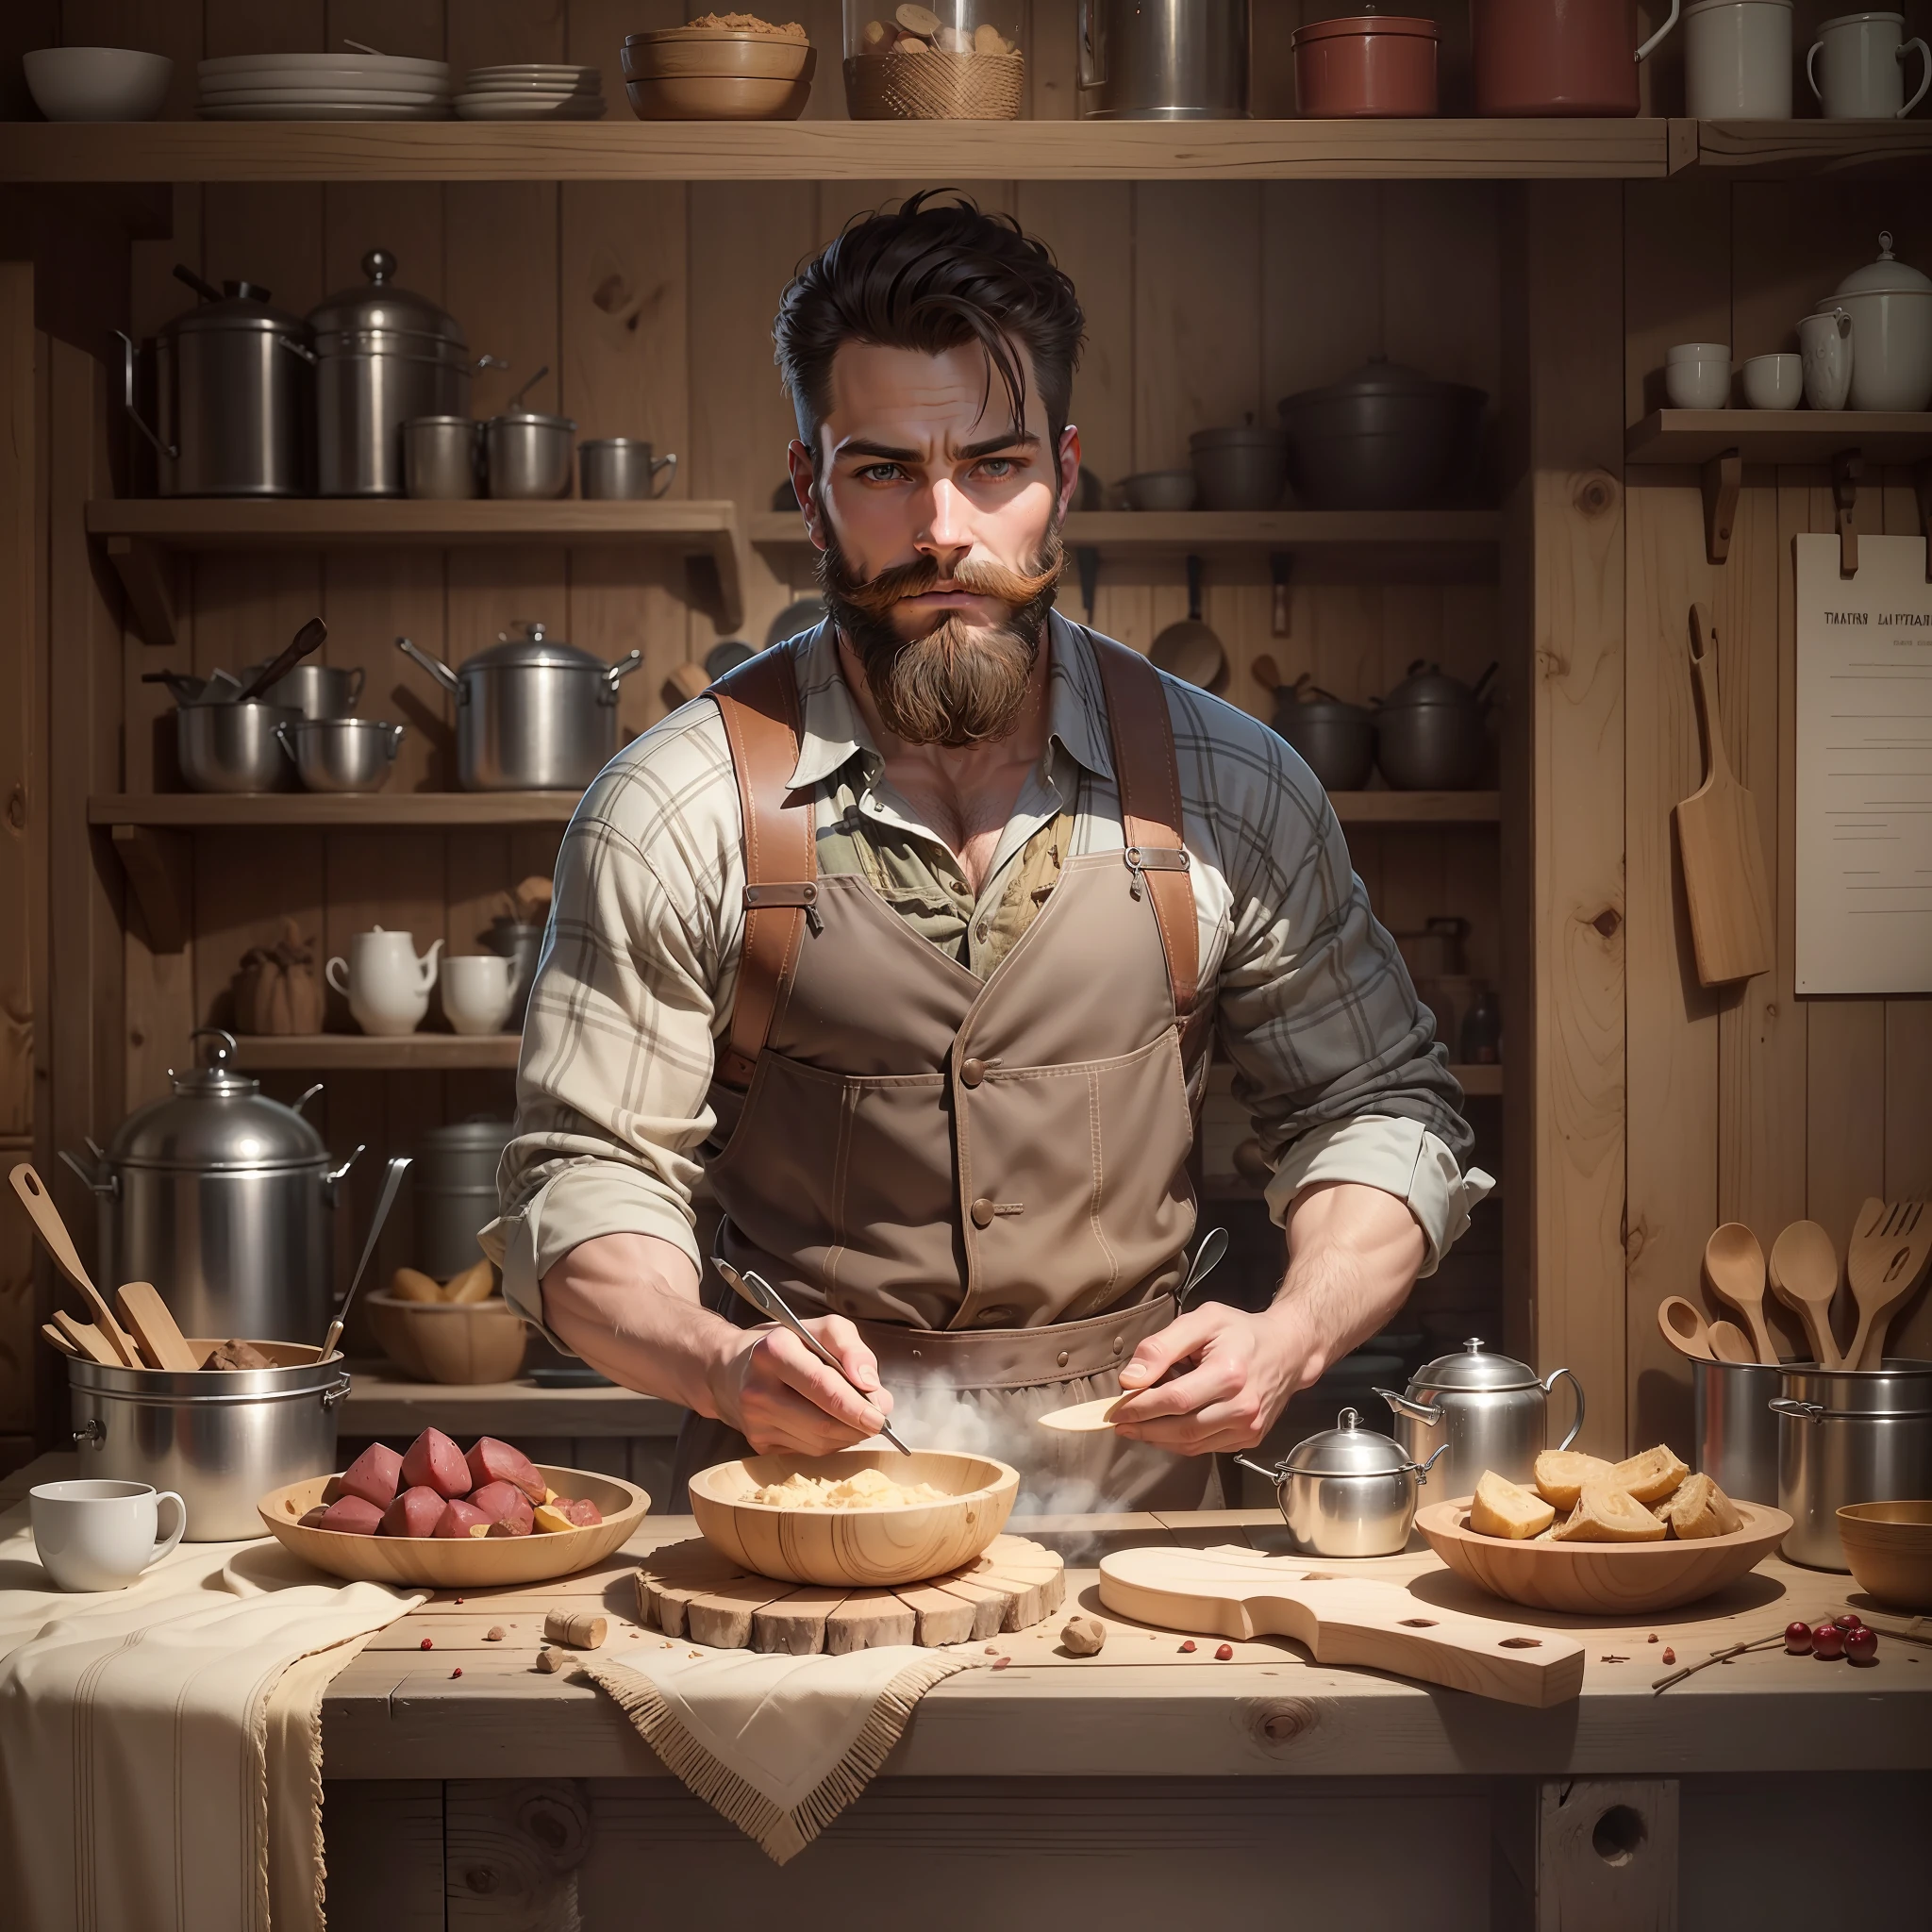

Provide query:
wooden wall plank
left=0, top=265, right=35, bottom=1141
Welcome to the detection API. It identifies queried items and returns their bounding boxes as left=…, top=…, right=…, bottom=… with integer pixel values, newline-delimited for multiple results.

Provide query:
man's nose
left=917, top=478, right=975, bottom=560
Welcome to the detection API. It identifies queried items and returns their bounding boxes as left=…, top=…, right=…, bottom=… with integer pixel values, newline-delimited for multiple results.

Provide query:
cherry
left=1784, top=1620, right=1813, bottom=1655
left=1833, top=1612, right=1863, bottom=1632
left=1845, top=1627, right=1879, bottom=1666
left=1811, top=1621, right=1843, bottom=1660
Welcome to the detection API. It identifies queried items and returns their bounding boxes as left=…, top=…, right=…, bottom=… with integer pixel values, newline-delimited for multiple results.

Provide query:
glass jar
left=843, top=0, right=1025, bottom=118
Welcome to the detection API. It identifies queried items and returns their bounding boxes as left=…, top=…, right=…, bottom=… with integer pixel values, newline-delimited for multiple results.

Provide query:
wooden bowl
left=256, top=1463, right=648, bottom=1587
left=1839, top=1500, right=1932, bottom=1610
left=622, top=33, right=815, bottom=81
left=365, top=1291, right=529, bottom=1385
left=688, top=1448, right=1018, bottom=1586
left=1415, top=1495, right=1793, bottom=1615
left=624, top=73, right=811, bottom=120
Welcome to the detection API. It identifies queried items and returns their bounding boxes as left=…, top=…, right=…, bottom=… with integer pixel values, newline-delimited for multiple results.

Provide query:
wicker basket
left=843, top=48, right=1023, bottom=119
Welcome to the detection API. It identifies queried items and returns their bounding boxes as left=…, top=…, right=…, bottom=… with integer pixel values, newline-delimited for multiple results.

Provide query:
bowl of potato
left=367, top=1261, right=529, bottom=1385
left=1415, top=1444, right=1793, bottom=1614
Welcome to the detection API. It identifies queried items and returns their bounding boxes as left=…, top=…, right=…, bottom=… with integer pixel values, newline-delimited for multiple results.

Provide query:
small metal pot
left=276, top=717, right=406, bottom=793
left=1271, top=681, right=1375, bottom=791
left=1376, top=1337, right=1584, bottom=1497
left=1238, top=1407, right=1444, bottom=1557
left=487, top=410, right=576, bottom=499
left=1374, top=659, right=1496, bottom=791
left=485, top=918, right=546, bottom=1026
left=239, top=658, right=363, bottom=720
left=1189, top=423, right=1290, bottom=510
left=404, top=415, right=483, bottom=499
left=579, top=437, right=677, bottom=500
left=1693, top=1354, right=1784, bottom=1507
left=1773, top=1358, right=1932, bottom=1572
left=1278, top=357, right=1487, bottom=510
left=415, top=1118, right=515, bottom=1278
left=176, top=698, right=301, bottom=792
left=68, top=1347, right=349, bottom=1541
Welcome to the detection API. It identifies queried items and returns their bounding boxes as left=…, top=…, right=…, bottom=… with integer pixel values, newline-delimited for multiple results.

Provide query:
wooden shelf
left=1685, top=118, right=1932, bottom=177
left=339, top=1361, right=684, bottom=1439
left=0, top=120, right=1673, bottom=186
left=228, top=1034, right=520, bottom=1070
left=87, top=497, right=743, bottom=638
left=1625, top=410, right=1932, bottom=466
left=1329, top=791, right=1499, bottom=824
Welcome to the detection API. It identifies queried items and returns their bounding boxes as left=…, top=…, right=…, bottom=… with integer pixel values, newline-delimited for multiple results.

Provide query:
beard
left=815, top=512, right=1064, bottom=748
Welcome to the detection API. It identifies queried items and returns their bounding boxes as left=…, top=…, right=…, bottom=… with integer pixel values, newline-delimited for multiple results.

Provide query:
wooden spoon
left=1769, top=1220, right=1844, bottom=1369
left=1038, top=1394, right=1128, bottom=1434
left=40, top=1321, right=80, bottom=1358
left=1846, top=1197, right=1932, bottom=1371
left=49, top=1311, right=119, bottom=1365
left=1708, top=1320, right=1758, bottom=1365
left=8, top=1162, right=142, bottom=1365
left=1656, top=1295, right=1716, bottom=1362
left=115, top=1280, right=202, bottom=1374
left=1703, top=1222, right=1777, bottom=1366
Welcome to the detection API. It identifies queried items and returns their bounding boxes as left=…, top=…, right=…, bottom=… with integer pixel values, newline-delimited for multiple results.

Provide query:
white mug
left=440, top=954, right=516, bottom=1036
left=32, top=1478, right=186, bottom=1591
left=1808, top=9, right=1931, bottom=117
left=1686, top=0, right=1793, bottom=117
left=1800, top=307, right=1856, bottom=408
left=325, top=926, right=442, bottom=1037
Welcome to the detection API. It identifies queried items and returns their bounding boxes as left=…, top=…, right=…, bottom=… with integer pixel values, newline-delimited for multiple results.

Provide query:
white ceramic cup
left=1686, top=0, right=1793, bottom=116
left=440, top=954, right=516, bottom=1036
left=1800, top=307, right=1856, bottom=408
left=1665, top=344, right=1733, bottom=408
left=1741, top=352, right=1804, bottom=408
left=1807, top=9, right=1931, bottom=117
left=325, top=926, right=442, bottom=1037
left=31, top=1478, right=186, bottom=1591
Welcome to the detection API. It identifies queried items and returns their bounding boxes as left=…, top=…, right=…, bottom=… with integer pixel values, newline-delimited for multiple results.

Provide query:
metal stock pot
left=1376, top=1338, right=1584, bottom=1497
left=1773, top=1357, right=1932, bottom=1571
left=1238, top=1406, right=1444, bottom=1557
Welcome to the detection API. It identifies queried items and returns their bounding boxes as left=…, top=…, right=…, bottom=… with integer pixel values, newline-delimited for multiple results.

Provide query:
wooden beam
left=108, top=825, right=188, bottom=954
left=102, top=535, right=175, bottom=648
left=1700, top=450, right=1740, bottom=565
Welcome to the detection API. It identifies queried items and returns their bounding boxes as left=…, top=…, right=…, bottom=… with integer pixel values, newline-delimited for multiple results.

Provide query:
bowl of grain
left=623, top=13, right=816, bottom=118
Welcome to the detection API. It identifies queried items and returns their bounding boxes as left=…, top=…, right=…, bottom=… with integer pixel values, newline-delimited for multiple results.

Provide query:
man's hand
left=708, top=1316, right=896, bottom=1456
left=1110, top=1181, right=1427, bottom=1454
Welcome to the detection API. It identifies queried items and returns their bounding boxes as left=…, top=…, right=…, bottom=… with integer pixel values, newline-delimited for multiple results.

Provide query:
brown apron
left=673, top=627, right=1216, bottom=1512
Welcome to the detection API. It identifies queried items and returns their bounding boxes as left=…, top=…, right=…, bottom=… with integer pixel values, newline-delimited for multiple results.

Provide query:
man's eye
left=856, top=463, right=905, bottom=483
left=974, top=458, right=1016, bottom=479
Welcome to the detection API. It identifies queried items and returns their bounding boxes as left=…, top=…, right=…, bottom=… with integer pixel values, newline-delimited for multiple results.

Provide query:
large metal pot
left=1374, top=659, right=1496, bottom=791
left=1693, top=1354, right=1784, bottom=1506
left=1270, top=681, right=1375, bottom=791
left=68, top=1345, right=348, bottom=1541
left=1078, top=0, right=1250, bottom=117
left=415, top=1118, right=515, bottom=1278
left=1238, top=1405, right=1444, bottom=1557
left=397, top=622, right=642, bottom=791
left=1774, top=1358, right=1932, bottom=1572
left=176, top=697, right=301, bottom=793
left=308, top=249, right=503, bottom=498
left=62, top=1029, right=362, bottom=1346
left=1375, top=1338, right=1584, bottom=1498
left=118, top=265, right=314, bottom=497
left=1278, top=358, right=1487, bottom=510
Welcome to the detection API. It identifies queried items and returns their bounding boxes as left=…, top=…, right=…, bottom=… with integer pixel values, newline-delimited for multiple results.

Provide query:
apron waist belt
left=851, top=1294, right=1175, bottom=1392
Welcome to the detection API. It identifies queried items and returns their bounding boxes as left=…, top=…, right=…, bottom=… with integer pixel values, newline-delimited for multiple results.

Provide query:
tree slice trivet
left=632, top=1534, right=1065, bottom=1654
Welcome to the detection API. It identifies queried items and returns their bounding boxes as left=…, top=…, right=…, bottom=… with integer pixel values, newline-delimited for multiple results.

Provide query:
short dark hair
left=774, top=191, right=1085, bottom=457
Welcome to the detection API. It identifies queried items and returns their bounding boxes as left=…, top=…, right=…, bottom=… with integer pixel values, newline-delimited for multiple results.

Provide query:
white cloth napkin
left=580, top=1642, right=984, bottom=1863
left=0, top=1506, right=425, bottom=1932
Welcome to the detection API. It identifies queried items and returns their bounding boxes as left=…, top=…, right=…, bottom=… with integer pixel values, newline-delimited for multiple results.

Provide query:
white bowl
left=1740, top=352, right=1803, bottom=410
left=24, top=47, right=172, bottom=121
left=1666, top=358, right=1733, bottom=408
left=1666, top=341, right=1730, bottom=364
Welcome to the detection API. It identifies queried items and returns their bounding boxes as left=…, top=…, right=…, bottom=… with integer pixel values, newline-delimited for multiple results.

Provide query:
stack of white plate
left=196, top=52, right=453, bottom=120
left=455, top=64, right=606, bottom=120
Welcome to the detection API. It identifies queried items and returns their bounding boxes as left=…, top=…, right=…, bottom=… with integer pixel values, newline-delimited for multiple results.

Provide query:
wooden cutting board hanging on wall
left=1674, top=603, right=1774, bottom=987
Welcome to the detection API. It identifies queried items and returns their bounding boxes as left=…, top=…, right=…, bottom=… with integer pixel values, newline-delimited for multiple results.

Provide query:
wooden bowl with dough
left=1415, top=1495, right=1792, bottom=1615
left=621, top=31, right=816, bottom=81
left=688, top=1448, right=1018, bottom=1586
left=365, top=1291, right=529, bottom=1385
left=623, top=74, right=812, bottom=119
left=1838, top=1500, right=1932, bottom=1611
left=256, top=1464, right=649, bottom=1588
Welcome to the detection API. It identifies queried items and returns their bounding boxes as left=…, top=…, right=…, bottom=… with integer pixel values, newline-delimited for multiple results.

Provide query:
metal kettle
left=1374, top=1339, right=1584, bottom=1498
left=61, top=1028, right=361, bottom=1344
left=1238, top=1407, right=1445, bottom=1557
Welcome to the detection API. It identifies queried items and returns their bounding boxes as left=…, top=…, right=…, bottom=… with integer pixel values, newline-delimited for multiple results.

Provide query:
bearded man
left=485, top=193, right=1491, bottom=1509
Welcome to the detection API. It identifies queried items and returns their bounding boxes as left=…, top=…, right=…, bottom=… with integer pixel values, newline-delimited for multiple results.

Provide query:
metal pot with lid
left=1374, top=658, right=1497, bottom=791
left=1375, top=1339, right=1585, bottom=1498
left=60, top=1028, right=362, bottom=1346
left=118, top=263, right=314, bottom=497
left=1277, top=356, right=1487, bottom=510
left=1237, top=1407, right=1446, bottom=1557
left=398, top=622, right=642, bottom=791
left=308, top=248, right=505, bottom=497
left=1270, top=675, right=1376, bottom=791
left=1814, top=230, right=1932, bottom=411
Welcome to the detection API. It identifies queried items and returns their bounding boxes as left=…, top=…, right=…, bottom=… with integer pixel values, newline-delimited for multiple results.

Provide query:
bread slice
left=1665, top=1472, right=1744, bottom=1541
left=1610, top=1443, right=1691, bottom=1505
left=1533, top=1450, right=1618, bottom=1511
left=1470, top=1470, right=1557, bottom=1541
left=1552, top=1483, right=1670, bottom=1543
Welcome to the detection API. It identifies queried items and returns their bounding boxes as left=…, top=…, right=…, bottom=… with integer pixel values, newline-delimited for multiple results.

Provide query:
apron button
left=1057, top=1349, right=1070, bottom=1368
left=960, top=1058, right=986, bottom=1087
left=1111, top=1335, right=1124, bottom=1354
left=970, top=1197, right=995, bottom=1228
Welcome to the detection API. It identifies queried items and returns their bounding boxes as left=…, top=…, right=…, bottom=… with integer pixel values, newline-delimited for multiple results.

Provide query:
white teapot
left=325, top=927, right=442, bottom=1037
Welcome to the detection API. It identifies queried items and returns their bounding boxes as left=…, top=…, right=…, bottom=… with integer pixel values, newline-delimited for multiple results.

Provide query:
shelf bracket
left=1916, top=460, right=1932, bottom=583
left=1270, top=550, right=1291, bottom=637
left=1832, top=449, right=1862, bottom=577
left=104, top=535, right=177, bottom=649
left=109, top=824, right=190, bottom=953
left=1700, top=449, right=1740, bottom=565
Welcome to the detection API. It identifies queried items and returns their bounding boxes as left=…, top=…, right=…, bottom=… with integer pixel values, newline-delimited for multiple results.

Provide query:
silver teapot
left=1374, top=1339, right=1583, bottom=1499
left=1238, top=1407, right=1445, bottom=1557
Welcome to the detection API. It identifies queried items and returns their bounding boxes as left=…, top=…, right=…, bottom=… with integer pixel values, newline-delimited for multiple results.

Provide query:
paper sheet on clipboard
left=1795, top=532, right=1932, bottom=994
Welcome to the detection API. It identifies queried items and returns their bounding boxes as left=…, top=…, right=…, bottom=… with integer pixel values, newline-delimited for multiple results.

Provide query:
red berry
left=1833, top=1612, right=1862, bottom=1632
left=1215, top=1643, right=1234, bottom=1661
left=1179, top=1641, right=1196, bottom=1653
left=1845, top=1627, right=1879, bottom=1666
left=1661, top=1647, right=1675, bottom=1664
left=420, top=1637, right=433, bottom=1651
left=1785, top=1620, right=1814, bottom=1655
left=1811, top=1622, right=1843, bottom=1659
left=450, top=1667, right=462, bottom=1678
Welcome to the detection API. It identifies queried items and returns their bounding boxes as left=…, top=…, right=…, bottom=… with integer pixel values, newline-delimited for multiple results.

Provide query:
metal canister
left=1774, top=1358, right=1932, bottom=1572
left=68, top=1347, right=349, bottom=1541
left=415, top=1118, right=514, bottom=1278
left=1078, top=0, right=1251, bottom=118
left=1692, top=1355, right=1783, bottom=1506
left=404, top=415, right=484, bottom=499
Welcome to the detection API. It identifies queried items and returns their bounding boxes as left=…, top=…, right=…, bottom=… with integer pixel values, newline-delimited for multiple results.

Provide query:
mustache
left=826, top=539, right=1064, bottom=619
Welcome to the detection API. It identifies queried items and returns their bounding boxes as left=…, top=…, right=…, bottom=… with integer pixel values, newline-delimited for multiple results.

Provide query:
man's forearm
left=1264, top=1180, right=1428, bottom=1379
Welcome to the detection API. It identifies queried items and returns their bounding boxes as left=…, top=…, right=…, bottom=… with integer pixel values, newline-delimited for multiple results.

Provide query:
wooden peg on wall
left=1832, top=449, right=1862, bottom=576
left=1270, top=551, right=1291, bottom=636
left=1700, top=449, right=1740, bottom=564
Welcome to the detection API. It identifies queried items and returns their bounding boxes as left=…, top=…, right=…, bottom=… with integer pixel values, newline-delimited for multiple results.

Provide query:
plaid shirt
left=484, top=613, right=1492, bottom=1320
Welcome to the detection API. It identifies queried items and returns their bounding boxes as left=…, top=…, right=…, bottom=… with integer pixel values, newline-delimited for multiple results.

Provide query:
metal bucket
left=1692, top=1355, right=1783, bottom=1505
left=415, top=1118, right=513, bottom=1279
left=68, top=1343, right=349, bottom=1541
left=1774, top=1357, right=1932, bottom=1572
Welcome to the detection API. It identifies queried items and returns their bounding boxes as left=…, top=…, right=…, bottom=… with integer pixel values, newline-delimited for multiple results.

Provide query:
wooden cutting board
left=1674, top=603, right=1773, bottom=987
left=1097, top=1545, right=1585, bottom=1707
